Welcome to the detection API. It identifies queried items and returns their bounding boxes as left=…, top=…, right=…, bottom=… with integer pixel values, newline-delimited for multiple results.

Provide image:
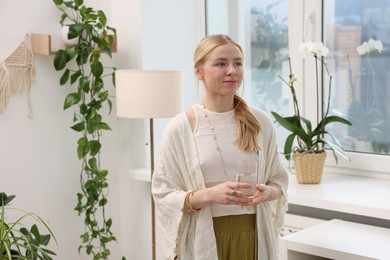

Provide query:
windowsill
left=287, top=171, right=390, bottom=221
left=129, top=167, right=390, bottom=221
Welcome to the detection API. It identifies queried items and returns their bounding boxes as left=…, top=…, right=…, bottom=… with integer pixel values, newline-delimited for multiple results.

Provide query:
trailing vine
left=52, top=0, right=117, bottom=259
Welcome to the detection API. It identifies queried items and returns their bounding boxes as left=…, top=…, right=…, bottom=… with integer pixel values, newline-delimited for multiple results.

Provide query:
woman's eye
left=235, top=62, right=243, bottom=67
left=216, top=63, right=225, bottom=67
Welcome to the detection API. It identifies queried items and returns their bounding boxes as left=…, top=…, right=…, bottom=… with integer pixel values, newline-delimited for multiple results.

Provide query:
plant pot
left=1, top=249, right=20, bottom=260
left=293, top=151, right=326, bottom=184
left=61, top=25, right=78, bottom=46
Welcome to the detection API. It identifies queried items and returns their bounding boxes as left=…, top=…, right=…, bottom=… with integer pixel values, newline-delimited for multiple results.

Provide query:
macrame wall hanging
left=0, top=33, right=35, bottom=118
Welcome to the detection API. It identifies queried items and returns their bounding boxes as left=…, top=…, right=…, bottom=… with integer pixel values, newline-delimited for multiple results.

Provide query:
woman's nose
left=226, top=64, right=236, bottom=75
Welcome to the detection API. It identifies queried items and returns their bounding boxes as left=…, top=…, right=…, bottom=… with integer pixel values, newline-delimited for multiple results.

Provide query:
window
left=206, top=0, right=290, bottom=148
left=322, top=0, right=390, bottom=174
left=205, top=0, right=390, bottom=176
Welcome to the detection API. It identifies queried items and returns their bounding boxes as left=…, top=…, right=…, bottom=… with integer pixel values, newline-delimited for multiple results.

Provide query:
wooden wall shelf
left=31, top=34, right=55, bottom=55
left=31, top=33, right=117, bottom=55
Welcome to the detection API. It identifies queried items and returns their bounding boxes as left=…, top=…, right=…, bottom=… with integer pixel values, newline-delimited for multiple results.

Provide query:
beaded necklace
left=201, top=102, right=234, bottom=181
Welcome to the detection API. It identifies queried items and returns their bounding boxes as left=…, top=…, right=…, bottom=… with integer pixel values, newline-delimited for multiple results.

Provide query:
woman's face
left=195, top=43, right=244, bottom=98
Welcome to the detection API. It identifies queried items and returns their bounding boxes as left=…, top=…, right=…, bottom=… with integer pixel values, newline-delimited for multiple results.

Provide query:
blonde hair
left=194, top=34, right=261, bottom=152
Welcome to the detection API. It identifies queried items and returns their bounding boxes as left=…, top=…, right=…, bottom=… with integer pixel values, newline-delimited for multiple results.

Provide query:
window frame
left=297, top=0, right=390, bottom=178
left=203, top=0, right=390, bottom=178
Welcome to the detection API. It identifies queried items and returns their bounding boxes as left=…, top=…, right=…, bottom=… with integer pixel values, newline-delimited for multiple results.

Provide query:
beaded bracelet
left=185, top=190, right=201, bottom=212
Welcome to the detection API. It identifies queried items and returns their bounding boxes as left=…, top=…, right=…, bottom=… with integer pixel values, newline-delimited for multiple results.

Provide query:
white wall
left=112, top=0, right=201, bottom=258
left=0, top=0, right=200, bottom=259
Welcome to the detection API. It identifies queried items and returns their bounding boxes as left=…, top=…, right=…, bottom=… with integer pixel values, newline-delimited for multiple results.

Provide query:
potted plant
left=271, top=41, right=352, bottom=184
left=52, top=0, right=118, bottom=259
left=0, top=192, right=56, bottom=260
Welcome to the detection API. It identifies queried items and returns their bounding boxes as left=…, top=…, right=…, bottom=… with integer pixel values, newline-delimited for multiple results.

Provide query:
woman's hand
left=186, top=181, right=282, bottom=212
left=248, top=183, right=282, bottom=205
left=248, top=184, right=270, bottom=205
left=190, top=181, right=254, bottom=209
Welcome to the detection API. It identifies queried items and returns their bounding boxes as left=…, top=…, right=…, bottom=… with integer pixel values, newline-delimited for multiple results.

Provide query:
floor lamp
left=115, top=69, right=183, bottom=260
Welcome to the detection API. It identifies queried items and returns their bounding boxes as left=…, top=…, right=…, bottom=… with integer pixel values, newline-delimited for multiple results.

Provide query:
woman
left=152, top=34, right=288, bottom=260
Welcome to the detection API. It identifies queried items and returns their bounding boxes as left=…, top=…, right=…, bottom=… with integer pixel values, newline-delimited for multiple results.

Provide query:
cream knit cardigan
left=152, top=107, right=288, bottom=260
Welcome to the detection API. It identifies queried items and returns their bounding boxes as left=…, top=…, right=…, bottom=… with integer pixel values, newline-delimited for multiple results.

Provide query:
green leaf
left=91, top=61, right=103, bottom=78
left=320, top=138, right=350, bottom=163
left=99, top=122, right=111, bottom=131
left=99, top=198, right=107, bottom=206
left=88, top=157, right=97, bottom=171
left=71, top=70, right=82, bottom=84
left=80, top=103, right=88, bottom=114
left=77, top=136, right=87, bottom=147
left=271, top=112, right=300, bottom=133
left=300, top=117, right=312, bottom=133
left=75, top=0, right=83, bottom=7
left=107, top=99, right=113, bottom=114
left=64, top=93, right=81, bottom=110
left=76, top=50, right=88, bottom=66
left=53, top=50, right=68, bottom=71
left=98, top=10, right=107, bottom=26
left=283, top=133, right=296, bottom=160
left=89, top=50, right=101, bottom=64
left=71, top=122, right=85, bottom=132
left=40, top=233, right=51, bottom=246
left=316, top=115, right=352, bottom=132
left=53, top=0, right=63, bottom=6
left=66, top=46, right=78, bottom=60
left=106, top=218, right=113, bottom=228
left=77, top=137, right=88, bottom=159
left=75, top=193, right=84, bottom=213
left=80, top=76, right=90, bottom=93
left=100, top=170, right=108, bottom=177
left=92, top=78, right=104, bottom=93
left=105, top=47, right=113, bottom=58
left=60, top=69, right=70, bottom=85
left=0, top=193, right=15, bottom=206
left=60, top=13, right=67, bottom=25
left=73, top=111, right=78, bottom=122
left=99, top=90, right=109, bottom=101
left=88, top=140, right=101, bottom=156
left=68, top=24, right=84, bottom=39
left=81, top=232, right=89, bottom=243
left=20, top=227, right=30, bottom=236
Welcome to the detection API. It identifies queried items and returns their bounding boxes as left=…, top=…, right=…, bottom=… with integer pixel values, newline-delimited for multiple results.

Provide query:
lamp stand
left=149, top=118, right=156, bottom=260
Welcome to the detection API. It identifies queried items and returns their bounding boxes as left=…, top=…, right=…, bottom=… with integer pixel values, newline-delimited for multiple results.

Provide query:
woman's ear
left=194, top=67, right=204, bottom=80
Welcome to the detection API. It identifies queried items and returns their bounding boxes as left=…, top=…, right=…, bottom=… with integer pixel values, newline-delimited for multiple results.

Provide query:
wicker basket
left=293, top=151, right=327, bottom=184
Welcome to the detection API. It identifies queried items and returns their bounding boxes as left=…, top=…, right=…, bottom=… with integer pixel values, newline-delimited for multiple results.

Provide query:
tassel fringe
left=0, top=34, right=35, bottom=117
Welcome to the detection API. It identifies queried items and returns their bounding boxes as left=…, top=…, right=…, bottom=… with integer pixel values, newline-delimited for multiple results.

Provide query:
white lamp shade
left=115, top=69, right=183, bottom=118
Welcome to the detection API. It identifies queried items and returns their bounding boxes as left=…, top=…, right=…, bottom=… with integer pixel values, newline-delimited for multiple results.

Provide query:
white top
left=193, top=103, right=257, bottom=216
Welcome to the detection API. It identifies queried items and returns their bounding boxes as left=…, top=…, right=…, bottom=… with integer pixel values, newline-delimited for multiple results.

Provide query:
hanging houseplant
left=52, top=0, right=118, bottom=258
left=271, top=41, right=352, bottom=184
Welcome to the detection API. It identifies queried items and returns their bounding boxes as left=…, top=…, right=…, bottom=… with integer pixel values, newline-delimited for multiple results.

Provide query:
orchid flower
left=272, top=41, right=352, bottom=162
left=357, top=39, right=383, bottom=55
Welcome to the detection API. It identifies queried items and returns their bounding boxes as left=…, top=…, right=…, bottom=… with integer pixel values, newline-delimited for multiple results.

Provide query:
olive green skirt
left=212, top=214, right=257, bottom=260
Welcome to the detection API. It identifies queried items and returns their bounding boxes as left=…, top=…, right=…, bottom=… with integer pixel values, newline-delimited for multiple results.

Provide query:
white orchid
left=299, top=41, right=314, bottom=57
left=299, top=41, right=329, bottom=58
left=273, top=41, right=352, bottom=163
left=357, top=39, right=383, bottom=55
left=312, top=42, right=329, bottom=57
